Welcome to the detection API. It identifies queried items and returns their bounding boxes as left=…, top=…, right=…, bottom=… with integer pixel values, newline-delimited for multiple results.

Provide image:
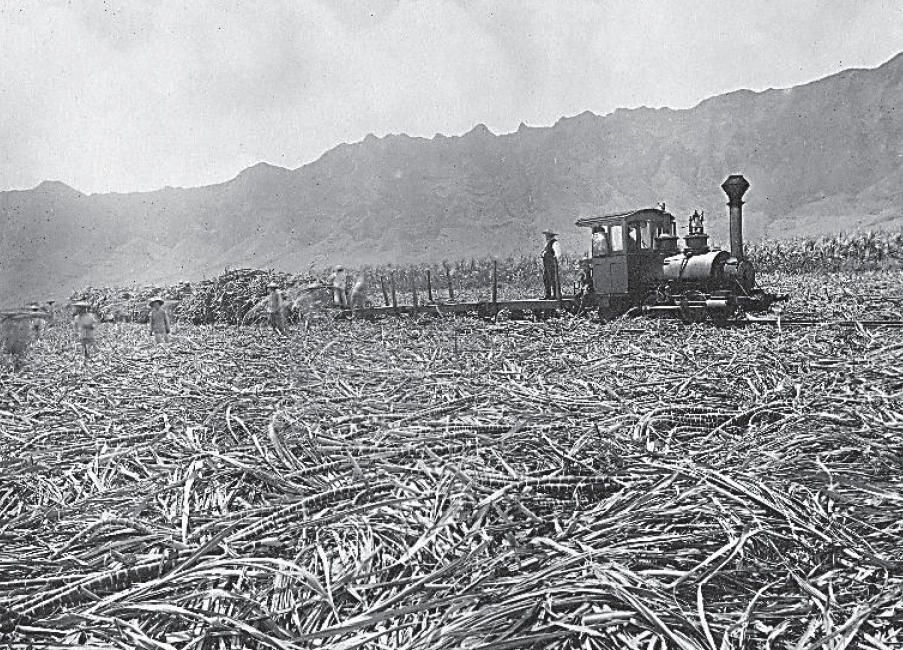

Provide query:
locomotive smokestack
left=721, top=174, right=750, bottom=260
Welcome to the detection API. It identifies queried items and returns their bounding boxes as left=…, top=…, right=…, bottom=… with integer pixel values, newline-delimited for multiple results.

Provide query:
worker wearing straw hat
left=266, top=282, right=287, bottom=335
left=348, top=274, right=369, bottom=315
left=72, top=300, right=97, bottom=361
left=331, top=265, right=348, bottom=309
left=28, top=303, right=45, bottom=339
left=540, top=230, right=562, bottom=300
left=148, top=296, right=171, bottom=345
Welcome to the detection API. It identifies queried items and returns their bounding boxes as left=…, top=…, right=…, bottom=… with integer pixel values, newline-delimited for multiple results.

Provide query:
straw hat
left=148, top=296, right=165, bottom=306
left=266, top=282, right=279, bottom=289
left=335, top=265, right=344, bottom=271
left=542, top=229, right=558, bottom=238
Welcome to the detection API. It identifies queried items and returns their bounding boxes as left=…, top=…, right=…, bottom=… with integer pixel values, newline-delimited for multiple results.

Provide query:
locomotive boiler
left=576, top=175, right=785, bottom=322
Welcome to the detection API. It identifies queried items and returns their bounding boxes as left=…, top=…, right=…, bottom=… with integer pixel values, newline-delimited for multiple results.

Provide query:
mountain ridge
left=2, top=52, right=902, bottom=304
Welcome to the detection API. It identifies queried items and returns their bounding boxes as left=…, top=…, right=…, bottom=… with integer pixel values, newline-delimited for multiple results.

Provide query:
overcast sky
left=2, top=0, right=902, bottom=194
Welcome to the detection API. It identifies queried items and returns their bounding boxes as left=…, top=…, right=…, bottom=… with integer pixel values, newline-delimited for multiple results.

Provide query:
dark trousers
left=542, top=256, right=560, bottom=299
left=268, top=311, right=286, bottom=334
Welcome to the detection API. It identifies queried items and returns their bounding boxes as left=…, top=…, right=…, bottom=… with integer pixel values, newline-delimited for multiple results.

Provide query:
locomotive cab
left=575, top=207, right=675, bottom=311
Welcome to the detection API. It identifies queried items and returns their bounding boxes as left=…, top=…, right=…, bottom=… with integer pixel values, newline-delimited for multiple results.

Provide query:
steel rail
left=742, top=316, right=903, bottom=328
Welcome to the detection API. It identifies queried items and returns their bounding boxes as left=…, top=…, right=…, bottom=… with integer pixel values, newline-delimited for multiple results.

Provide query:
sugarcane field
left=5, top=6, right=903, bottom=649
left=0, top=258, right=902, bottom=649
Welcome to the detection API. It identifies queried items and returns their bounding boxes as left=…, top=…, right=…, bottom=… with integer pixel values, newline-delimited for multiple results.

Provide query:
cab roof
left=575, top=207, right=671, bottom=228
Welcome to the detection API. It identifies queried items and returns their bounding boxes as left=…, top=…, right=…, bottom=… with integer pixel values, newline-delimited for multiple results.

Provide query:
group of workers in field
left=13, top=231, right=588, bottom=365
left=265, top=265, right=360, bottom=336
left=3, top=292, right=191, bottom=365
left=68, top=296, right=170, bottom=360
left=53, top=264, right=357, bottom=361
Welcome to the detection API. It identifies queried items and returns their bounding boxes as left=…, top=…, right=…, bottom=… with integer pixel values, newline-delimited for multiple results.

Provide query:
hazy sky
left=2, top=0, right=902, bottom=194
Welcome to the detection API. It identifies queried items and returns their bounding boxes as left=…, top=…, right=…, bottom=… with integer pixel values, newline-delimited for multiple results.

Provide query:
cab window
left=642, top=222, right=655, bottom=248
left=627, top=224, right=640, bottom=250
left=627, top=222, right=653, bottom=250
left=609, top=224, right=624, bottom=252
left=592, top=228, right=609, bottom=256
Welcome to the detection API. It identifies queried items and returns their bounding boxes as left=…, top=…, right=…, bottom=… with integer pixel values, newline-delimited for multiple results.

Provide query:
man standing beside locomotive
left=540, top=230, right=562, bottom=300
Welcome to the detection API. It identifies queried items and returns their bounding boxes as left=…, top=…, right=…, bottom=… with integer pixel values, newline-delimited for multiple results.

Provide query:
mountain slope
left=2, top=53, right=902, bottom=304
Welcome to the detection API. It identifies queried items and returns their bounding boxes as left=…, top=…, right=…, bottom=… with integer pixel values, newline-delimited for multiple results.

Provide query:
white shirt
left=267, top=290, right=284, bottom=314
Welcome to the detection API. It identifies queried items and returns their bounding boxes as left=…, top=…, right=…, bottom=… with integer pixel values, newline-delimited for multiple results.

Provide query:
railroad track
left=744, top=316, right=903, bottom=328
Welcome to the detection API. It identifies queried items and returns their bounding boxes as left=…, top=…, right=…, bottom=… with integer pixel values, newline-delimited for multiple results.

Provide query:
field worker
left=266, top=282, right=287, bottom=335
left=541, top=230, right=562, bottom=300
left=148, top=297, right=171, bottom=345
left=72, top=301, right=97, bottom=361
left=349, top=275, right=368, bottom=315
left=331, top=265, right=348, bottom=309
left=29, top=303, right=44, bottom=339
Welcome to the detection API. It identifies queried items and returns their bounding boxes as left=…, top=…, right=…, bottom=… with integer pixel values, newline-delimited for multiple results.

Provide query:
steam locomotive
left=575, top=175, right=785, bottom=323
left=339, top=174, right=784, bottom=324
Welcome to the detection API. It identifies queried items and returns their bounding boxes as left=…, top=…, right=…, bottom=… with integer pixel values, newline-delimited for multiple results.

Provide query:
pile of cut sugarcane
left=1, top=278, right=901, bottom=648
left=74, top=269, right=331, bottom=326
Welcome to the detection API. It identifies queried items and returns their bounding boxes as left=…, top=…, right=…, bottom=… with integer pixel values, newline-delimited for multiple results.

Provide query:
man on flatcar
left=540, top=230, right=561, bottom=300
